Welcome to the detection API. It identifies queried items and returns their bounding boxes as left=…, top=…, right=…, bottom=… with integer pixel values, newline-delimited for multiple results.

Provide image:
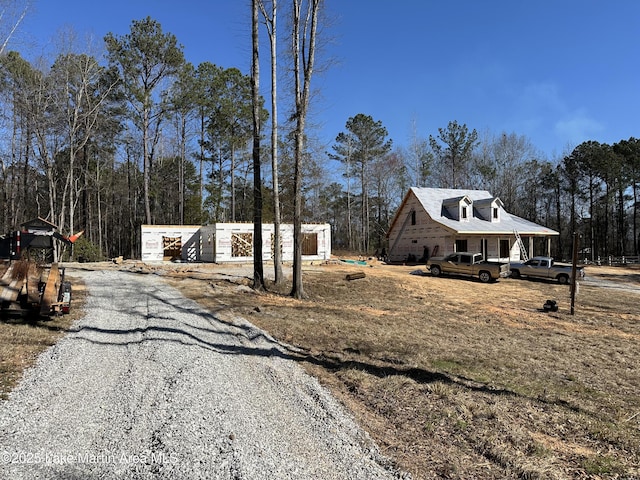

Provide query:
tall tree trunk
left=199, top=111, right=206, bottom=219
left=143, top=104, right=152, bottom=224
left=127, top=150, right=135, bottom=258
left=617, top=185, right=626, bottom=255
left=179, top=114, right=187, bottom=225
left=555, top=168, right=563, bottom=258
left=259, top=0, right=283, bottom=284
left=633, top=178, right=638, bottom=255
left=290, top=0, right=319, bottom=299
left=346, top=153, right=353, bottom=250
left=251, top=0, right=265, bottom=290
left=231, top=146, right=236, bottom=222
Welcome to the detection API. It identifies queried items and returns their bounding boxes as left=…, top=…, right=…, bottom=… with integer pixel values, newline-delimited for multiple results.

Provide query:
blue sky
left=11, top=0, right=640, bottom=162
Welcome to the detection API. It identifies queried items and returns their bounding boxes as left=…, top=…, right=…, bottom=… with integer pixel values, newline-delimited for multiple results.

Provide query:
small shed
left=141, top=223, right=331, bottom=263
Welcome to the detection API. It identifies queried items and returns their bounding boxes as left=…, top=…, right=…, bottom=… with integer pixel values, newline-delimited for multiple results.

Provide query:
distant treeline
left=1, top=17, right=638, bottom=261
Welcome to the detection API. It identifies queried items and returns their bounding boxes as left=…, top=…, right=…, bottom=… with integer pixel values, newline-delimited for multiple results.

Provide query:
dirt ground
left=155, top=258, right=639, bottom=479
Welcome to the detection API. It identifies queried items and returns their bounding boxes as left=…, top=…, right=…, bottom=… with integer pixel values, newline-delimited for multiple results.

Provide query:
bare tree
left=251, top=0, right=265, bottom=290
left=50, top=49, right=118, bottom=250
left=0, top=0, right=29, bottom=55
left=290, top=0, right=320, bottom=299
left=408, top=117, right=431, bottom=186
left=258, top=0, right=284, bottom=284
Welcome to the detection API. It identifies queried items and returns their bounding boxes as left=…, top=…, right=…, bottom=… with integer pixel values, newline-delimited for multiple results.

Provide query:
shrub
left=69, top=237, right=104, bottom=262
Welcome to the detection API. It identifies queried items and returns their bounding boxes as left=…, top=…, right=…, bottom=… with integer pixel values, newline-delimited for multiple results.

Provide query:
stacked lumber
left=1, top=260, right=29, bottom=302
left=231, top=233, right=253, bottom=257
left=0, top=260, right=52, bottom=314
left=39, top=263, right=60, bottom=316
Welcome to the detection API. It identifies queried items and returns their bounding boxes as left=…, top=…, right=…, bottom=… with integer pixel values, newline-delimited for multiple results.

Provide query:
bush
left=68, top=237, right=104, bottom=262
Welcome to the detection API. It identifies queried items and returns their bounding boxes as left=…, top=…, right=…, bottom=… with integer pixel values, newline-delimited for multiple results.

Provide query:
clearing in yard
left=164, top=260, right=640, bottom=479
left=2, top=259, right=639, bottom=478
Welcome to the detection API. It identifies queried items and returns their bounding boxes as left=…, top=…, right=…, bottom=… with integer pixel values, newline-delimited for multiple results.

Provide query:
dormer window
left=442, top=195, right=473, bottom=221
left=474, top=197, right=503, bottom=222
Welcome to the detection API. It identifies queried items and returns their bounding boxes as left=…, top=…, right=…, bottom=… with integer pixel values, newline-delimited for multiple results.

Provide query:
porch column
left=528, top=236, right=533, bottom=258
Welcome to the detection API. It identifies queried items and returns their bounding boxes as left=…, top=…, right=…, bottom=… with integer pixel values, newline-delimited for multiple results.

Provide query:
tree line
left=1, top=5, right=638, bottom=282
left=330, top=116, right=639, bottom=261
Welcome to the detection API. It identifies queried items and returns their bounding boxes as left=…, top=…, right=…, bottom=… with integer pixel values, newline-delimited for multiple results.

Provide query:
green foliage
left=2, top=12, right=639, bottom=263
left=104, top=17, right=185, bottom=105
left=330, top=113, right=393, bottom=251
left=429, top=120, right=479, bottom=188
left=70, top=237, right=104, bottom=262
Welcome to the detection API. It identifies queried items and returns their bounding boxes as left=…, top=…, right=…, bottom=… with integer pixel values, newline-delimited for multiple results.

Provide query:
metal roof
left=408, top=187, right=559, bottom=236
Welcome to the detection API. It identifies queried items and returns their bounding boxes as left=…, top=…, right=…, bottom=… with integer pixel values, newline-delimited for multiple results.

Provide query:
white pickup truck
left=509, top=256, right=585, bottom=284
left=426, top=252, right=510, bottom=283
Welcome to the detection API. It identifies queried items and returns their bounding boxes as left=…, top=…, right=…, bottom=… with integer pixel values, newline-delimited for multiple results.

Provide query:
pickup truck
left=509, top=256, right=585, bottom=284
left=426, top=252, right=510, bottom=283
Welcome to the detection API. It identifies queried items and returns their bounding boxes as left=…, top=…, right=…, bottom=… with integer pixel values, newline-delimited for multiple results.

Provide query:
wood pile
left=0, top=260, right=62, bottom=315
left=231, top=233, right=253, bottom=257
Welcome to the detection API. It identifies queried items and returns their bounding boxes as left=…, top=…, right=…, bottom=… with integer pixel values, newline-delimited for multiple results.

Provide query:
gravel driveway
left=0, top=269, right=406, bottom=479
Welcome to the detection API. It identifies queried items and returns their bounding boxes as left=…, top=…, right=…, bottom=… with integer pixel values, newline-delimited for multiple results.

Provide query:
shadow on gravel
left=70, top=324, right=291, bottom=361
left=77, top=278, right=588, bottom=418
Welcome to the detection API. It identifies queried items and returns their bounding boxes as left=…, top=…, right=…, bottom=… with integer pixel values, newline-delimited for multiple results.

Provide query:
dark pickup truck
left=427, top=252, right=510, bottom=283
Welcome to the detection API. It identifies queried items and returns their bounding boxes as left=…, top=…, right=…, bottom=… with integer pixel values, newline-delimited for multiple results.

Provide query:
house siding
left=387, top=188, right=557, bottom=263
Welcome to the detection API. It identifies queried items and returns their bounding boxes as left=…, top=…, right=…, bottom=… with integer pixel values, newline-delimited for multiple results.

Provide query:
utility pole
left=570, top=232, right=580, bottom=315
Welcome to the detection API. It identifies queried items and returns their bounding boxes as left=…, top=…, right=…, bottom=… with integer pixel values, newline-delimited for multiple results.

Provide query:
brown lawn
left=3, top=259, right=639, bottom=479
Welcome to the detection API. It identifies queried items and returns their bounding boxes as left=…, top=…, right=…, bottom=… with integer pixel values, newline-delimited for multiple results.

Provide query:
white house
left=386, top=188, right=558, bottom=263
left=141, top=223, right=331, bottom=263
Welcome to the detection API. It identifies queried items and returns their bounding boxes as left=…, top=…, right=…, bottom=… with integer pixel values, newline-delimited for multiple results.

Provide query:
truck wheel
left=430, top=265, right=441, bottom=277
left=557, top=274, right=569, bottom=285
left=511, top=270, right=520, bottom=279
left=479, top=271, right=492, bottom=283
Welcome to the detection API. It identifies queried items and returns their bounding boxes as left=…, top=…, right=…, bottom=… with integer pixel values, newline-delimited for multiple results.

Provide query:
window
left=493, top=207, right=499, bottom=219
left=461, top=206, right=468, bottom=219
left=411, top=210, right=416, bottom=225
left=455, top=239, right=468, bottom=252
left=460, top=254, right=472, bottom=264
left=499, top=239, right=510, bottom=258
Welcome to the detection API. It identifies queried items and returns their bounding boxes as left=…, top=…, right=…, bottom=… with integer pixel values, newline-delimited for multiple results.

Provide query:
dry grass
left=3, top=260, right=638, bottom=478
left=0, top=276, right=85, bottom=400
left=167, top=261, right=640, bottom=479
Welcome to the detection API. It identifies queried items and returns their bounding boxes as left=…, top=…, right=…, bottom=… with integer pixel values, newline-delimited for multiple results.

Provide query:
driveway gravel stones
left=0, top=269, right=407, bottom=479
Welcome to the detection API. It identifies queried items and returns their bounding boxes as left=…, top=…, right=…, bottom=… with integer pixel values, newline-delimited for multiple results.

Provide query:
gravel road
left=0, top=269, right=406, bottom=479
